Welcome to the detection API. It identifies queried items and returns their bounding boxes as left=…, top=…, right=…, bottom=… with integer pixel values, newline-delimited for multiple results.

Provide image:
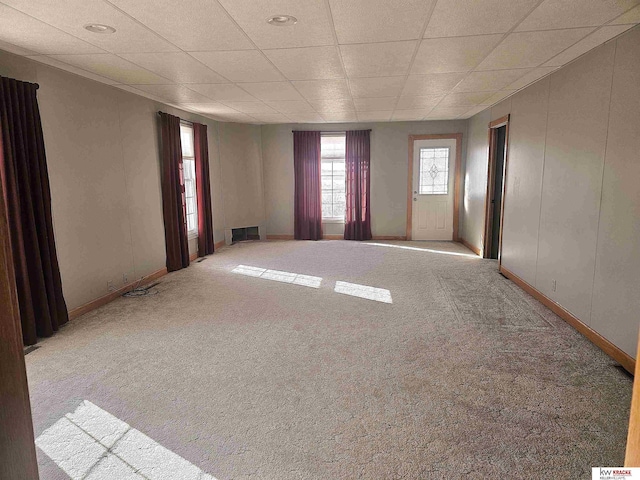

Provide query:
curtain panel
left=344, top=130, right=372, bottom=241
left=194, top=123, right=214, bottom=256
left=293, top=131, right=323, bottom=240
left=159, top=112, right=190, bottom=271
left=0, top=76, right=68, bottom=345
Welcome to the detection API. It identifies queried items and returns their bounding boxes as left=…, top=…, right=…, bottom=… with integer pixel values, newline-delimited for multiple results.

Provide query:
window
left=180, top=123, right=198, bottom=236
left=321, top=134, right=346, bottom=221
left=419, top=147, right=450, bottom=195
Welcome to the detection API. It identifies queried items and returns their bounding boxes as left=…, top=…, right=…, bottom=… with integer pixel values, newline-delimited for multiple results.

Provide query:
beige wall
left=0, top=50, right=263, bottom=310
left=217, top=122, right=265, bottom=231
left=461, top=25, right=640, bottom=358
left=261, top=121, right=468, bottom=237
left=460, top=109, right=490, bottom=249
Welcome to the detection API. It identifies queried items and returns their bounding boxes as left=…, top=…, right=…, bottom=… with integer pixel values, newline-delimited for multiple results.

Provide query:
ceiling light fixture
left=266, top=15, right=297, bottom=26
left=84, top=24, right=116, bottom=34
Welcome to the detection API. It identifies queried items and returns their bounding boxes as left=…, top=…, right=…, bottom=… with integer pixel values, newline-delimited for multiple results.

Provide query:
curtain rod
left=0, top=75, right=39, bottom=89
left=291, top=129, right=371, bottom=133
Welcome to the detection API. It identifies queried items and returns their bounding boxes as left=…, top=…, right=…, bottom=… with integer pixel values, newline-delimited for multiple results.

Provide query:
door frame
left=483, top=115, right=510, bottom=264
left=0, top=168, right=40, bottom=478
left=406, top=133, right=463, bottom=241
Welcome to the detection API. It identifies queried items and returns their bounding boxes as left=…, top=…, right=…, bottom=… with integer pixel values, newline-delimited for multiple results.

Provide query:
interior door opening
left=484, top=116, right=510, bottom=262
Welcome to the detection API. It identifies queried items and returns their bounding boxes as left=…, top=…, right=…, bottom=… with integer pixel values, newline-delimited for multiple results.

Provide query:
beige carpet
left=27, top=240, right=632, bottom=479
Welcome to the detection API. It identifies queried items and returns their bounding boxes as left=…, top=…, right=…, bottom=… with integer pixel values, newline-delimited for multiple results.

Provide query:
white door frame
left=406, top=133, right=462, bottom=241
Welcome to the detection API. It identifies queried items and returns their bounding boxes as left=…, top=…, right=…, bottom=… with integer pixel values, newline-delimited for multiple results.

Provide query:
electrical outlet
left=107, top=280, right=115, bottom=292
left=123, top=273, right=128, bottom=284
left=551, top=279, right=557, bottom=292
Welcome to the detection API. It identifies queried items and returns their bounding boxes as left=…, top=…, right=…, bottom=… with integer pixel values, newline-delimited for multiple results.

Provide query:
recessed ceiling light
left=84, top=24, right=116, bottom=34
left=266, top=15, right=297, bottom=26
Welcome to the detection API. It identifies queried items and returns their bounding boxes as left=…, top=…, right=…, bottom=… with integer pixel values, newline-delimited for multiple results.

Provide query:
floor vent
left=24, top=345, right=40, bottom=355
left=613, top=364, right=633, bottom=379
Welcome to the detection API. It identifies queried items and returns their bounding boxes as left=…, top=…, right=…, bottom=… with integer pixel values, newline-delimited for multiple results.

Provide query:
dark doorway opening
left=484, top=115, right=510, bottom=263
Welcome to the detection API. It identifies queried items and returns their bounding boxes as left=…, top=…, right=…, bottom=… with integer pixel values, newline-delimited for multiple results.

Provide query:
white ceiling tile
left=250, top=113, right=292, bottom=123
left=109, top=0, right=253, bottom=51
left=287, top=113, right=324, bottom=123
left=357, top=111, right=392, bottom=122
left=321, top=111, right=358, bottom=122
left=119, top=53, right=227, bottom=84
left=425, top=106, right=469, bottom=118
left=239, top=82, right=304, bottom=101
left=221, top=102, right=277, bottom=114
left=291, top=79, right=351, bottom=100
left=215, top=112, right=258, bottom=123
left=329, top=0, right=436, bottom=44
left=401, top=73, right=466, bottom=96
left=425, top=0, right=539, bottom=37
left=503, top=67, right=557, bottom=90
left=391, top=109, right=432, bottom=121
left=439, top=91, right=494, bottom=107
left=349, top=77, right=406, bottom=98
left=308, top=97, right=355, bottom=113
left=395, top=95, right=443, bottom=110
left=340, top=41, right=417, bottom=77
left=217, top=0, right=334, bottom=49
left=354, top=97, right=398, bottom=111
left=49, top=54, right=170, bottom=84
left=0, top=4, right=103, bottom=55
left=411, top=35, right=503, bottom=74
left=461, top=105, right=489, bottom=118
left=264, top=46, right=344, bottom=80
left=27, top=55, right=118, bottom=84
left=178, top=103, right=240, bottom=115
left=476, top=28, right=594, bottom=70
left=133, top=85, right=214, bottom=104
left=2, top=0, right=178, bottom=53
left=480, top=90, right=516, bottom=105
left=190, top=51, right=285, bottom=83
left=264, top=100, right=316, bottom=113
left=453, top=69, right=531, bottom=92
left=187, top=84, right=257, bottom=102
left=543, top=25, right=634, bottom=66
left=610, top=4, right=640, bottom=24
left=516, top=0, right=640, bottom=31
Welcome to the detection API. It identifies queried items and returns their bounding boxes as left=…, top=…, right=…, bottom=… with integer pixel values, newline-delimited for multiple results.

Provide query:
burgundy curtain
left=159, top=112, right=189, bottom=271
left=0, top=76, right=68, bottom=346
left=293, top=131, right=322, bottom=240
left=194, top=123, right=214, bottom=256
left=344, top=130, right=372, bottom=241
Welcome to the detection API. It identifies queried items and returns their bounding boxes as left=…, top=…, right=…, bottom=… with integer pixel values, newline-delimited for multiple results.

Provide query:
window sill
left=188, top=232, right=199, bottom=240
left=322, top=218, right=345, bottom=224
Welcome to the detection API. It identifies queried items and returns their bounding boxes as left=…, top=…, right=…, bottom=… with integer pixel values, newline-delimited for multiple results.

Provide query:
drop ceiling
left=0, top=0, right=638, bottom=124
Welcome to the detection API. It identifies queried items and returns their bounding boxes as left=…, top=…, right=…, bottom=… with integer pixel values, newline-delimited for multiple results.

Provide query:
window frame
left=320, top=133, right=346, bottom=223
left=180, top=121, right=198, bottom=239
left=418, top=146, right=450, bottom=196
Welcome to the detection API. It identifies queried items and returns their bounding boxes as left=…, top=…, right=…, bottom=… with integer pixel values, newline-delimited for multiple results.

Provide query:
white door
left=412, top=138, right=456, bottom=240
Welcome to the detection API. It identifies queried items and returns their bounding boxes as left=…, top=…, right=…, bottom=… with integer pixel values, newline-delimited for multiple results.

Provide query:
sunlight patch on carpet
left=363, top=242, right=479, bottom=258
left=232, top=265, right=322, bottom=288
left=334, top=281, right=393, bottom=304
left=36, top=400, right=216, bottom=480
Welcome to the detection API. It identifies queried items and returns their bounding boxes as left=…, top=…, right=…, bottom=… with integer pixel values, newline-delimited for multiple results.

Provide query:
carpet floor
left=26, top=240, right=632, bottom=479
